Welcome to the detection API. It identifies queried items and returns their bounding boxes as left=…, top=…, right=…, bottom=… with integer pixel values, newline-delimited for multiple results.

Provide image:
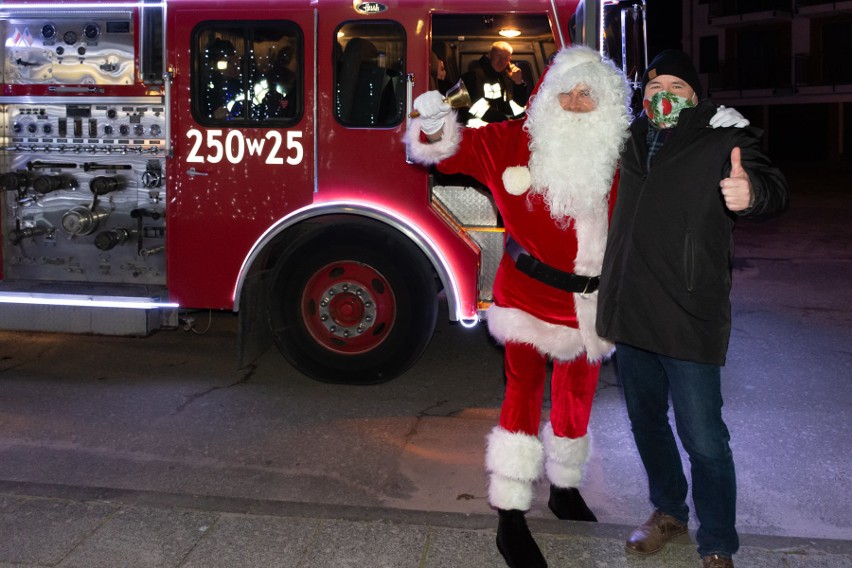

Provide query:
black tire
left=268, top=223, right=438, bottom=384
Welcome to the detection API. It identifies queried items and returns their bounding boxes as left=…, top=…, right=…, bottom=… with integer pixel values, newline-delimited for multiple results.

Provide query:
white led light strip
left=0, top=292, right=178, bottom=310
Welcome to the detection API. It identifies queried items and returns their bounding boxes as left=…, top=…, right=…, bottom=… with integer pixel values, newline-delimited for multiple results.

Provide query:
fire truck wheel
left=269, top=227, right=438, bottom=384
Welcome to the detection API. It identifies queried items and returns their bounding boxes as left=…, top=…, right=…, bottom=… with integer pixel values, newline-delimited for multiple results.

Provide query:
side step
left=0, top=290, right=178, bottom=336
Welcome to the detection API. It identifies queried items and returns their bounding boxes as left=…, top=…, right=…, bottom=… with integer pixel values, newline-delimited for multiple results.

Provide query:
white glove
left=710, top=105, right=750, bottom=128
left=413, top=90, right=450, bottom=135
left=465, top=117, right=489, bottom=129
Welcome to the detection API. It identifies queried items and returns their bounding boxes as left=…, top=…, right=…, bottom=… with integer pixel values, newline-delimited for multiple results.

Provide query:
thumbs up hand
left=719, top=147, right=754, bottom=212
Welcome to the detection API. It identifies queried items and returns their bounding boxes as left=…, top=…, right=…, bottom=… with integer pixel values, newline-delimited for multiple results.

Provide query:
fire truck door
left=168, top=8, right=315, bottom=308
left=314, top=17, right=418, bottom=201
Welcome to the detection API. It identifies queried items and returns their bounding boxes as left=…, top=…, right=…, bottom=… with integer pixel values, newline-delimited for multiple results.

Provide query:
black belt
left=505, top=236, right=600, bottom=294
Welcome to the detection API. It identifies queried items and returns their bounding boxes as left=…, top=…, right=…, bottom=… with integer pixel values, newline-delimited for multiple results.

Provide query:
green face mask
left=643, top=91, right=695, bottom=129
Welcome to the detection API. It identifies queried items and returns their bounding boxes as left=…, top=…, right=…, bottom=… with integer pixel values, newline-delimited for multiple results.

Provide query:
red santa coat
left=406, top=116, right=615, bottom=362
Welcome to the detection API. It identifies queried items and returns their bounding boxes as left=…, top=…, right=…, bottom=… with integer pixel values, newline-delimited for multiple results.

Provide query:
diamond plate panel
left=432, top=185, right=500, bottom=228
left=468, top=230, right=504, bottom=302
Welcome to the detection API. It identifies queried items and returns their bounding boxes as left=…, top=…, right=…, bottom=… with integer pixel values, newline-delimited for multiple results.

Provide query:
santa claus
left=405, top=45, right=631, bottom=567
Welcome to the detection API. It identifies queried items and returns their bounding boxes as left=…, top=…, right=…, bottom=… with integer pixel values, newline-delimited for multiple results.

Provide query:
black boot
left=496, top=509, right=547, bottom=568
left=547, top=485, right=598, bottom=522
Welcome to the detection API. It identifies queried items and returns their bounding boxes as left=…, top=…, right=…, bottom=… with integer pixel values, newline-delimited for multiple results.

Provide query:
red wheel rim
left=301, top=261, right=396, bottom=355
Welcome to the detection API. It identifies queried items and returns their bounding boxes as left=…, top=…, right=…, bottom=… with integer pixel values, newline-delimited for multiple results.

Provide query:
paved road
left=0, top=161, right=849, bottom=566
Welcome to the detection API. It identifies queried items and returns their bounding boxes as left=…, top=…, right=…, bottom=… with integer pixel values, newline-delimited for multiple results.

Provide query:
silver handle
left=48, top=86, right=105, bottom=94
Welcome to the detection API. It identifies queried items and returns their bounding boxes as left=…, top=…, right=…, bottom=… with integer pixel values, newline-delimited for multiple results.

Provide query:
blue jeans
left=616, top=343, right=739, bottom=558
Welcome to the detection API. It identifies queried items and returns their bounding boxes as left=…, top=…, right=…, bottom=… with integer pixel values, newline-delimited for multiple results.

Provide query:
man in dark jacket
left=202, top=39, right=244, bottom=121
left=596, top=50, right=788, bottom=568
left=459, top=41, right=530, bottom=126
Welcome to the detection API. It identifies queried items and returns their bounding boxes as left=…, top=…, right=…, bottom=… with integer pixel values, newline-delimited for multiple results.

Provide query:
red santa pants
left=499, top=341, right=600, bottom=438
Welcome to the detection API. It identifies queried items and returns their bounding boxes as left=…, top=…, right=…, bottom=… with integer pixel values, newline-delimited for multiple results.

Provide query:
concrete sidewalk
left=2, top=482, right=850, bottom=568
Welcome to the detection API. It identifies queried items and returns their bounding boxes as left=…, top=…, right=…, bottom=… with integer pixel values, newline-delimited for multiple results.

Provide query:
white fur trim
left=572, top=204, right=608, bottom=275
left=485, top=426, right=544, bottom=481
left=487, top=305, right=585, bottom=362
left=485, top=426, right=544, bottom=511
left=489, top=474, right=535, bottom=511
left=573, top=204, right=615, bottom=360
left=402, top=112, right=463, bottom=165
left=550, top=46, right=604, bottom=73
left=502, top=166, right=531, bottom=195
left=575, top=291, right=614, bottom=361
left=542, top=422, right=590, bottom=489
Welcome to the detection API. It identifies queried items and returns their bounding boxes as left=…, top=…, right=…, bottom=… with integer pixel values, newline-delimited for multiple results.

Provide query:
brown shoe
left=702, top=554, right=734, bottom=567
left=625, top=510, right=688, bottom=556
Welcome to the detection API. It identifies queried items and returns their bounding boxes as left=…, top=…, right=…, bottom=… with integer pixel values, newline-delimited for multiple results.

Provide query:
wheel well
left=254, top=215, right=440, bottom=290
left=236, top=214, right=441, bottom=369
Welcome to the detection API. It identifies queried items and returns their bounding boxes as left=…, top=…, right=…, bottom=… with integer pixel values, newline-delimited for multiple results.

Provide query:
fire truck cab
left=0, top=0, right=646, bottom=383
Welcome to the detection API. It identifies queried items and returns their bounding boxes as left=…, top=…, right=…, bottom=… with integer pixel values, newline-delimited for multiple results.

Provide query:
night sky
left=646, top=2, right=683, bottom=56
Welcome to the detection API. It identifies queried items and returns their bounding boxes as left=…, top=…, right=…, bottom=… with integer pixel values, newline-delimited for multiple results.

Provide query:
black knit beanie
left=641, top=50, right=703, bottom=98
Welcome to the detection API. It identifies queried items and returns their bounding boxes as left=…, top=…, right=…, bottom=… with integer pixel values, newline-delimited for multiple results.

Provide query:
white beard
left=525, top=87, right=629, bottom=225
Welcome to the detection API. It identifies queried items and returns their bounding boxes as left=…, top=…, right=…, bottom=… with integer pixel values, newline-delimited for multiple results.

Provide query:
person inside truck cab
left=251, top=45, right=298, bottom=120
left=335, top=37, right=401, bottom=125
left=459, top=41, right=530, bottom=127
left=202, top=38, right=244, bottom=121
left=430, top=51, right=452, bottom=94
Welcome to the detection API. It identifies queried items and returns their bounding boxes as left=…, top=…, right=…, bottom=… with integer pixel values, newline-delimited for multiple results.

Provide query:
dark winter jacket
left=459, top=55, right=530, bottom=124
left=596, top=100, right=788, bottom=365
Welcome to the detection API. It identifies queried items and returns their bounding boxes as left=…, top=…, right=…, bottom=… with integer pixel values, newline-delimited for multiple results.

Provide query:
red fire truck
left=0, top=0, right=646, bottom=383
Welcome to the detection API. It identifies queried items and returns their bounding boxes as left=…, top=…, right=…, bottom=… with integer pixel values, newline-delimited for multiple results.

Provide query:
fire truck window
left=200, top=33, right=245, bottom=122
left=194, top=22, right=302, bottom=126
left=250, top=28, right=301, bottom=122
left=334, top=21, right=405, bottom=127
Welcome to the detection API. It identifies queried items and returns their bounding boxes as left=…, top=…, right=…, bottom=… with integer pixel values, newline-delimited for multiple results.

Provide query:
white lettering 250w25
left=185, top=129, right=303, bottom=165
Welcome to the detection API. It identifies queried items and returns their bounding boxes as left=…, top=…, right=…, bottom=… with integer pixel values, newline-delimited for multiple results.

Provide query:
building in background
left=683, top=0, right=851, bottom=161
